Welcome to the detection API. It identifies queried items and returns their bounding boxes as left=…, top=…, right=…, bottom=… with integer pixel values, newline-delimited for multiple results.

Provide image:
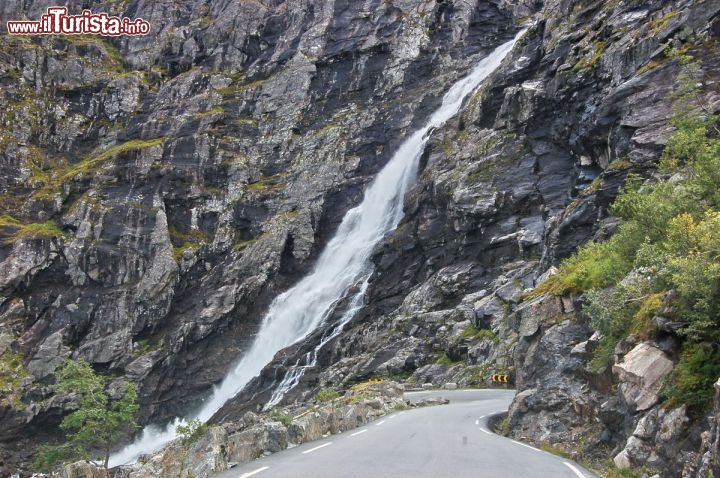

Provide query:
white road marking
left=239, top=466, right=269, bottom=478
left=475, top=420, right=479, bottom=425
left=350, top=429, right=368, bottom=437
left=479, top=428, right=493, bottom=436
left=301, top=442, right=332, bottom=454
left=389, top=415, right=397, bottom=419
left=563, top=462, right=587, bottom=478
left=511, top=440, right=542, bottom=452
left=375, top=420, right=386, bottom=426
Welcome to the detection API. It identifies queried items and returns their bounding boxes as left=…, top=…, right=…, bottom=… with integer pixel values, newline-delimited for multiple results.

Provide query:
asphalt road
left=214, top=389, right=599, bottom=478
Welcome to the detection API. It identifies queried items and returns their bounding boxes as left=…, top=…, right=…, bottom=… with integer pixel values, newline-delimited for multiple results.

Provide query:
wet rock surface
left=0, top=0, right=517, bottom=471
left=219, top=1, right=720, bottom=477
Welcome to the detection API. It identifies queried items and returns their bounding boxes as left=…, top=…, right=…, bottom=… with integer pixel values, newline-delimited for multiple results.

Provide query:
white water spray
left=109, top=31, right=523, bottom=467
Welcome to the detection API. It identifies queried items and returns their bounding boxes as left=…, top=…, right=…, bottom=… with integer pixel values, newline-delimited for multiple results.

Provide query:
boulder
left=27, top=330, right=70, bottom=380
left=514, top=295, right=563, bottom=338
left=612, top=343, right=673, bottom=411
left=61, top=462, right=108, bottom=478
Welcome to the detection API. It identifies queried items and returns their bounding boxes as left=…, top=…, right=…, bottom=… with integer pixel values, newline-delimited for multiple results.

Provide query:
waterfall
left=109, top=30, right=524, bottom=468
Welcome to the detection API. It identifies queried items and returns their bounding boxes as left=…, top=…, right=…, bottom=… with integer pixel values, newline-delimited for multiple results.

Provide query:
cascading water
left=109, top=30, right=524, bottom=467
left=265, top=277, right=371, bottom=410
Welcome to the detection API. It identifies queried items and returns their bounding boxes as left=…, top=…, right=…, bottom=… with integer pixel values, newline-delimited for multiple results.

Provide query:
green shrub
left=32, top=444, right=72, bottom=473
left=176, top=418, right=209, bottom=445
left=532, top=224, right=640, bottom=297
left=315, top=388, right=341, bottom=403
left=0, top=351, right=28, bottom=409
left=664, top=344, right=720, bottom=410
left=462, top=324, right=500, bottom=343
left=268, top=408, right=292, bottom=427
left=435, top=353, right=460, bottom=367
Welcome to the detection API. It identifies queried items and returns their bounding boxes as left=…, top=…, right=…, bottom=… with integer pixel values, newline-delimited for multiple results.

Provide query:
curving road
left=214, top=389, right=599, bottom=478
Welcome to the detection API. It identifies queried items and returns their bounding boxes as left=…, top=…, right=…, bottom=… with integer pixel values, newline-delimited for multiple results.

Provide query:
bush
left=268, top=408, right=293, bottom=427
left=176, top=418, right=209, bottom=445
left=435, top=353, right=460, bottom=367
left=462, top=324, right=500, bottom=343
left=315, top=388, right=341, bottom=403
left=664, top=344, right=720, bottom=410
left=32, top=444, right=72, bottom=473
left=0, top=351, right=28, bottom=409
left=532, top=222, right=642, bottom=297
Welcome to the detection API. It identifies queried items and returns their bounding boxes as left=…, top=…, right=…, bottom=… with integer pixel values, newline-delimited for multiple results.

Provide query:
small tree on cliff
left=53, top=359, right=139, bottom=469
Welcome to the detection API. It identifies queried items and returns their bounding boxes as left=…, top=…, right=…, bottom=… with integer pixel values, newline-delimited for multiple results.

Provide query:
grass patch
left=435, top=353, right=461, bottom=367
left=649, top=10, right=682, bottom=35
left=33, top=138, right=165, bottom=201
left=245, top=174, right=284, bottom=194
left=233, top=238, right=258, bottom=251
left=0, top=215, right=66, bottom=244
left=604, top=466, right=648, bottom=478
left=169, top=226, right=208, bottom=246
left=220, top=78, right=267, bottom=98
left=131, top=338, right=153, bottom=359
left=462, top=324, right=500, bottom=343
left=268, top=408, right=292, bottom=427
left=193, top=106, right=225, bottom=118
left=347, top=391, right=377, bottom=405
left=540, top=442, right=573, bottom=459
left=315, top=388, right=341, bottom=403
left=580, top=178, right=603, bottom=197
left=637, top=59, right=664, bottom=76
left=172, top=242, right=199, bottom=262
left=494, top=417, right=510, bottom=436
left=236, top=117, right=258, bottom=127
left=573, top=40, right=606, bottom=71
left=606, top=159, right=632, bottom=171
left=527, top=224, right=640, bottom=297
left=0, top=352, right=28, bottom=409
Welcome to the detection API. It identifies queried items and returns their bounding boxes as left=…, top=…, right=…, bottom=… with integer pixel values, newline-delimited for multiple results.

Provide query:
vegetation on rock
left=36, top=359, right=139, bottom=471
left=315, top=388, right=341, bottom=402
left=536, top=53, right=720, bottom=411
left=176, top=418, right=210, bottom=445
left=0, top=352, right=29, bottom=409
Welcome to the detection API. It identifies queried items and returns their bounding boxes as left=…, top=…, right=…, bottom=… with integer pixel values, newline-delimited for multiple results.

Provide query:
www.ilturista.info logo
left=7, top=7, right=150, bottom=36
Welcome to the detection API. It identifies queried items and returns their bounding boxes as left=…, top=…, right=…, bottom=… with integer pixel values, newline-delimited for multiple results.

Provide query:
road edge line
left=239, top=466, right=269, bottom=478
left=564, top=461, right=588, bottom=478
left=301, top=442, right=333, bottom=454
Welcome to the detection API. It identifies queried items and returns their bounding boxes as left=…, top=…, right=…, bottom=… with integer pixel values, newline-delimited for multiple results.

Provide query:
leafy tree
left=52, top=359, right=139, bottom=469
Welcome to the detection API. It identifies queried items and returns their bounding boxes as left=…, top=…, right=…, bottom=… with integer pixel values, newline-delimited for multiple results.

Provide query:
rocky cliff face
left=2, top=0, right=720, bottom=476
left=0, top=0, right=521, bottom=472
left=219, top=0, right=720, bottom=477
left=312, top=1, right=719, bottom=477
